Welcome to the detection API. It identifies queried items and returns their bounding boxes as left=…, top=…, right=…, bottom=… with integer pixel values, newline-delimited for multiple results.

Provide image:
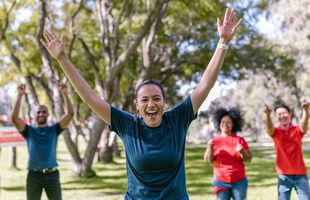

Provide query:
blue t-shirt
left=110, top=96, right=197, bottom=200
left=21, top=123, right=63, bottom=170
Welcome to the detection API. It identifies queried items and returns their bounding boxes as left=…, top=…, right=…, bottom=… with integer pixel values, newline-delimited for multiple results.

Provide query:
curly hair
left=212, top=108, right=244, bottom=134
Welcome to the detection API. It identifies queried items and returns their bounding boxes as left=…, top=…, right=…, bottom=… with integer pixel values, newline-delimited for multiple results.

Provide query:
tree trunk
left=10, top=147, right=17, bottom=169
left=98, top=129, right=113, bottom=163
left=112, top=136, right=121, bottom=158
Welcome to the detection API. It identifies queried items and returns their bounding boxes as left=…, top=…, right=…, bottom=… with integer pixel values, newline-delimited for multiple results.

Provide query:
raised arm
left=264, top=104, right=275, bottom=136
left=11, top=84, right=26, bottom=132
left=299, top=100, right=309, bottom=134
left=58, top=83, right=75, bottom=129
left=41, top=30, right=111, bottom=125
left=190, top=8, right=242, bottom=114
left=204, top=139, right=215, bottom=163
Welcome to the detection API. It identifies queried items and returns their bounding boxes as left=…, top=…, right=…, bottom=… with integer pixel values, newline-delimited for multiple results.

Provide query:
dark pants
left=26, top=170, right=62, bottom=200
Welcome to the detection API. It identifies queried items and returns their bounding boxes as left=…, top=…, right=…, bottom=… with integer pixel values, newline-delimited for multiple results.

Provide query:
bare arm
left=58, top=83, right=75, bottom=129
left=41, top=30, right=111, bottom=125
left=264, top=104, right=275, bottom=136
left=204, top=140, right=214, bottom=163
left=236, top=144, right=252, bottom=163
left=299, top=100, right=309, bottom=134
left=191, top=8, right=242, bottom=114
left=11, top=84, right=26, bottom=132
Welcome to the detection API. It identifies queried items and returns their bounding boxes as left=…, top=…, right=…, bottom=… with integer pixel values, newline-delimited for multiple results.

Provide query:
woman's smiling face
left=136, top=84, right=166, bottom=127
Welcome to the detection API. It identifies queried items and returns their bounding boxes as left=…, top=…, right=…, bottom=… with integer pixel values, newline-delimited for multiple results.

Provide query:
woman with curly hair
left=204, top=108, right=252, bottom=200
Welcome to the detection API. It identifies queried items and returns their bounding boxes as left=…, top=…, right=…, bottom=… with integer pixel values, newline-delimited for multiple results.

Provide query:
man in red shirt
left=264, top=101, right=310, bottom=200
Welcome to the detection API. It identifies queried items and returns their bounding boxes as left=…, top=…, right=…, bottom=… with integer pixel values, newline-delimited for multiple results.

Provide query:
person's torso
left=110, top=96, right=196, bottom=199
left=272, top=125, right=306, bottom=174
left=212, top=135, right=248, bottom=183
left=22, top=124, right=62, bottom=170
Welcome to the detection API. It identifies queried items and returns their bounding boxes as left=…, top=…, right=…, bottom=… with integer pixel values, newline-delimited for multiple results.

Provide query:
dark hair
left=274, top=104, right=291, bottom=113
left=213, top=108, right=244, bottom=134
left=135, top=80, right=165, bottom=100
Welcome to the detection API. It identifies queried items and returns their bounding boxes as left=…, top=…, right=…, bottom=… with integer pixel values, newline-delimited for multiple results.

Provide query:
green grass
left=1, top=138, right=310, bottom=199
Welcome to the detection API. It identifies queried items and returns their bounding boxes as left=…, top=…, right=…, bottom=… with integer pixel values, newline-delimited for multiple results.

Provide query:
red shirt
left=272, top=124, right=307, bottom=174
left=212, top=135, right=249, bottom=183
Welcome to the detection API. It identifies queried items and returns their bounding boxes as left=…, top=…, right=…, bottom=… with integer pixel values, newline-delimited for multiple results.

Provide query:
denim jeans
left=278, top=174, right=310, bottom=200
left=27, top=170, right=62, bottom=200
left=213, top=177, right=248, bottom=200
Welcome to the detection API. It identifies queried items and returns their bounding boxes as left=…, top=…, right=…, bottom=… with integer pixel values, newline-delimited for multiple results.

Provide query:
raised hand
left=217, top=8, right=242, bottom=43
left=41, top=29, right=65, bottom=59
left=301, top=100, right=310, bottom=110
left=17, top=84, right=26, bottom=97
left=264, top=104, right=272, bottom=115
left=58, top=82, right=68, bottom=95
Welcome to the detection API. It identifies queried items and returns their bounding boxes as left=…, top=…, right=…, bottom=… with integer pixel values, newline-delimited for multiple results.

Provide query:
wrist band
left=217, top=43, right=229, bottom=50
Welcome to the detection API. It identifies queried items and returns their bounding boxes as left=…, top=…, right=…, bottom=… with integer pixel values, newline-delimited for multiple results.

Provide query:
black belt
left=32, top=167, right=57, bottom=174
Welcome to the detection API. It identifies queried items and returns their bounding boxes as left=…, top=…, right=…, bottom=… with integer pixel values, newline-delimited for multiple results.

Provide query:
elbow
left=11, top=115, right=18, bottom=124
left=67, top=111, right=74, bottom=119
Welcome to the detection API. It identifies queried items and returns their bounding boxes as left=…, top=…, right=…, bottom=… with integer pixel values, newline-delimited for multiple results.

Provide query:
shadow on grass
left=62, top=162, right=127, bottom=192
left=2, top=186, right=25, bottom=191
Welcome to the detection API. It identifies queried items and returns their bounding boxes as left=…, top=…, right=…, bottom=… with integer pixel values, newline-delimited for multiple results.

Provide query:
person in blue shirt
left=11, top=83, right=74, bottom=200
left=41, top=8, right=242, bottom=200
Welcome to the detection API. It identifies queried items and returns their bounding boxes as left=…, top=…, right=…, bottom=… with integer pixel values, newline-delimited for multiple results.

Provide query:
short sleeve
left=239, top=137, right=249, bottom=151
left=53, top=123, right=64, bottom=135
left=165, top=96, right=197, bottom=133
left=20, top=125, right=30, bottom=138
left=109, top=106, right=134, bottom=139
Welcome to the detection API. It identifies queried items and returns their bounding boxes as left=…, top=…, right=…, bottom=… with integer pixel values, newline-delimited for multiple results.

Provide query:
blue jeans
left=213, top=177, right=248, bottom=200
left=278, top=174, right=310, bottom=200
left=27, top=170, right=62, bottom=200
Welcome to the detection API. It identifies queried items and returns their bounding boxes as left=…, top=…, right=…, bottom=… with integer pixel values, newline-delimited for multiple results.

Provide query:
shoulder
left=235, top=135, right=248, bottom=143
left=290, top=125, right=303, bottom=134
left=111, top=106, right=133, bottom=118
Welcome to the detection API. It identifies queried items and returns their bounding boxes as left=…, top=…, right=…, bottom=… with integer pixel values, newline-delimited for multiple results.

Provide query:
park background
left=0, top=0, right=309, bottom=199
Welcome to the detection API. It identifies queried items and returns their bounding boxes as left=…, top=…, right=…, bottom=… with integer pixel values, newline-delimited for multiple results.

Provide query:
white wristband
left=217, top=43, right=229, bottom=50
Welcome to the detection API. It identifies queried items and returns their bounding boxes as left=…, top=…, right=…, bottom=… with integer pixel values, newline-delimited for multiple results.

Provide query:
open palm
left=41, top=29, right=65, bottom=59
left=217, top=8, right=242, bottom=43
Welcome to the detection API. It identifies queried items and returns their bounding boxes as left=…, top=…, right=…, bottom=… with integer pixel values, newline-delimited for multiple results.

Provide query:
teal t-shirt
left=110, top=96, right=197, bottom=200
left=21, top=123, right=63, bottom=170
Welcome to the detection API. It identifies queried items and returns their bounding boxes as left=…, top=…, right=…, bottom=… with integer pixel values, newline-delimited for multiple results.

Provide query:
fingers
left=224, top=8, right=230, bottom=22
left=40, top=38, right=48, bottom=49
left=232, top=18, right=243, bottom=35
left=43, top=29, right=54, bottom=42
left=61, top=34, right=65, bottom=46
left=264, top=104, right=272, bottom=114
left=18, top=84, right=25, bottom=89
left=301, top=100, right=310, bottom=108
left=49, top=30, right=59, bottom=41
left=228, top=8, right=235, bottom=22
left=217, top=18, right=222, bottom=32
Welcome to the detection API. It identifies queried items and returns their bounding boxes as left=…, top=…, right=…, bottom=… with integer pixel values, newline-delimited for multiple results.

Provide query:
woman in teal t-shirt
left=42, top=8, right=242, bottom=199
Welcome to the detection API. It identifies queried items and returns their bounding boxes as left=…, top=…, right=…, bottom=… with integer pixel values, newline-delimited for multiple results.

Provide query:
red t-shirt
left=212, top=135, right=249, bottom=183
left=272, top=124, right=307, bottom=174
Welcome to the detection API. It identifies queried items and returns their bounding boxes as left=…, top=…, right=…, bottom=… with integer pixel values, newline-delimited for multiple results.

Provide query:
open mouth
left=146, top=110, right=158, bottom=118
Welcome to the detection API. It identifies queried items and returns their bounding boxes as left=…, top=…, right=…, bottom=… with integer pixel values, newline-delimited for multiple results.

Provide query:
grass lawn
left=1, top=138, right=310, bottom=200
